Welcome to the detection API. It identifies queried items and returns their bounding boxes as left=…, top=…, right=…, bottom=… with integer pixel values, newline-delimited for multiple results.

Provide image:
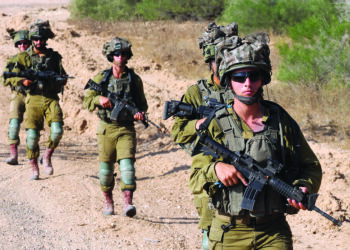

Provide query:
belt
left=215, top=211, right=285, bottom=229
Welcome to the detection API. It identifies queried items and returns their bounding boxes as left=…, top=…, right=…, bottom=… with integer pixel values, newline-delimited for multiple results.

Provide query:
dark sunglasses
left=114, top=51, right=128, bottom=57
left=17, top=41, right=29, bottom=46
left=231, top=71, right=261, bottom=83
left=32, top=37, right=46, bottom=42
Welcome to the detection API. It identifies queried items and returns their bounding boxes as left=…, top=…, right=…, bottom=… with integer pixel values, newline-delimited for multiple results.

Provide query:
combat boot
left=30, top=158, right=39, bottom=180
left=6, top=144, right=18, bottom=165
left=103, top=191, right=114, bottom=215
left=41, top=148, right=54, bottom=175
left=123, top=190, right=136, bottom=217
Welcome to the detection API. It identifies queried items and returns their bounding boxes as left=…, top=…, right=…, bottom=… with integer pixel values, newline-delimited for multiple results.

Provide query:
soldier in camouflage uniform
left=20, top=19, right=67, bottom=180
left=171, top=22, right=238, bottom=250
left=190, top=32, right=322, bottom=249
left=2, top=29, right=30, bottom=165
left=83, top=37, right=148, bottom=217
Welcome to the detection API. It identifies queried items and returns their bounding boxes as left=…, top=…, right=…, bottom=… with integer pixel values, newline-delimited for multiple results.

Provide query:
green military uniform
left=190, top=31, right=323, bottom=249
left=2, top=52, right=31, bottom=145
left=171, top=22, right=238, bottom=249
left=24, top=46, right=66, bottom=159
left=172, top=74, right=229, bottom=230
left=83, top=66, right=148, bottom=192
left=190, top=100, right=322, bottom=249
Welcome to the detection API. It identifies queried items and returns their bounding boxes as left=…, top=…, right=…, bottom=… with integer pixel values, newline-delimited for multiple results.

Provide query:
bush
left=219, top=0, right=331, bottom=34
left=69, top=0, right=224, bottom=21
left=277, top=5, right=350, bottom=87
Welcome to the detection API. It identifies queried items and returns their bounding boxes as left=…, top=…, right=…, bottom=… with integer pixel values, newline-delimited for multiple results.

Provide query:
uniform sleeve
left=133, top=75, right=148, bottom=112
left=171, top=84, right=203, bottom=144
left=292, top=130, right=322, bottom=194
left=83, top=73, right=104, bottom=112
left=189, top=118, right=224, bottom=195
left=2, top=52, right=31, bottom=87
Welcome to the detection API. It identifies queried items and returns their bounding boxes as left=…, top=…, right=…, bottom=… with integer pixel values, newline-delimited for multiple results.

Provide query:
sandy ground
left=0, top=1, right=349, bottom=249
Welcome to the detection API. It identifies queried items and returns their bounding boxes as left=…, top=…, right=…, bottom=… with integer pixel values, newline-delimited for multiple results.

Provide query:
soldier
left=21, top=19, right=67, bottom=180
left=191, top=32, right=322, bottom=249
left=171, top=22, right=237, bottom=250
left=2, top=29, right=30, bottom=165
left=83, top=37, right=148, bottom=217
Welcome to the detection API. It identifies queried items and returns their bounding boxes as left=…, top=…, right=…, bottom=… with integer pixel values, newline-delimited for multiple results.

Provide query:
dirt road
left=0, top=2, right=349, bottom=249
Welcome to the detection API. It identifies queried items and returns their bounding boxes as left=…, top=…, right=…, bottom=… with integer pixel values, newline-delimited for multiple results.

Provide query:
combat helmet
left=216, top=32, right=272, bottom=86
left=7, top=29, right=29, bottom=47
left=102, top=37, right=133, bottom=62
left=198, top=22, right=238, bottom=63
left=29, top=19, right=55, bottom=40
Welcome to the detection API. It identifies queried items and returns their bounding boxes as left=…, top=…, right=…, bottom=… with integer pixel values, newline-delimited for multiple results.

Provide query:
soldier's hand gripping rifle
left=84, top=79, right=150, bottom=128
left=163, top=99, right=224, bottom=120
left=3, top=68, right=74, bottom=97
left=194, top=130, right=342, bottom=227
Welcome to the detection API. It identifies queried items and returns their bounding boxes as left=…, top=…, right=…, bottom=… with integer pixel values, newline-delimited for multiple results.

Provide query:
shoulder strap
left=99, top=67, right=113, bottom=85
left=263, top=100, right=300, bottom=182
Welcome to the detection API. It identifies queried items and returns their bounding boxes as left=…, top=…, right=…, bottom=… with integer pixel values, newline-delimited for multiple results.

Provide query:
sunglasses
left=114, top=51, right=128, bottom=57
left=32, top=37, right=46, bottom=42
left=17, top=41, right=29, bottom=46
left=231, top=71, right=261, bottom=83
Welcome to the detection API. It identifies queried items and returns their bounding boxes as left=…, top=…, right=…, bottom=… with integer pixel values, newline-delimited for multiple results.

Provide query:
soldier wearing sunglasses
left=171, top=22, right=238, bottom=250
left=83, top=37, right=148, bottom=217
left=2, top=29, right=31, bottom=165
left=190, top=32, right=322, bottom=249
left=7, top=19, right=68, bottom=181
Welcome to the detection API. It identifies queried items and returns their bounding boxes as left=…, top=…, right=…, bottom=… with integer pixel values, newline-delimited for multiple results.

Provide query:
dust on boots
left=103, top=191, right=114, bottom=215
left=123, top=190, right=136, bottom=217
left=30, top=158, right=39, bottom=180
left=40, top=148, right=54, bottom=175
left=6, top=144, right=18, bottom=165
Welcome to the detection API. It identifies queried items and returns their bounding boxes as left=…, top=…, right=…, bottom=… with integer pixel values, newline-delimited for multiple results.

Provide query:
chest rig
left=29, top=48, right=61, bottom=94
left=211, top=102, right=299, bottom=217
left=97, top=68, right=137, bottom=123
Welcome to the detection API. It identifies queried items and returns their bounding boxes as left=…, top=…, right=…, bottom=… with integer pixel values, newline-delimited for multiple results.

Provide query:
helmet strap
left=232, top=87, right=263, bottom=105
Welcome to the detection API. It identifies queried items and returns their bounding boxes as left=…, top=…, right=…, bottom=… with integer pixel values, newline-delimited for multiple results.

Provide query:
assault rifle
left=194, top=131, right=342, bottom=226
left=3, top=69, right=74, bottom=97
left=163, top=99, right=223, bottom=120
left=85, top=79, right=155, bottom=129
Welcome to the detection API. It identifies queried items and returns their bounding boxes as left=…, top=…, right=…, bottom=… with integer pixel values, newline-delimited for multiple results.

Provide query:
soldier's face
left=17, top=40, right=30, bottom=51
left=32, top=37, right=47, bottom=50
left=113, top=53, right=128, bottom=67
left=230, top=68, right=262, bottom=97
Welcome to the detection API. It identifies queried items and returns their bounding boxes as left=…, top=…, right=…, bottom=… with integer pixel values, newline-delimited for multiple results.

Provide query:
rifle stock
left=162, top=100, right=224, bottom=120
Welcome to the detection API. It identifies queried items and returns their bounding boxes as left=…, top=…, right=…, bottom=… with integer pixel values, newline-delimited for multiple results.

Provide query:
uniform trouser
left=194, top=193, right=213, bottom=250
left=8, top=91, right=26, bottom=145
left=97, top=120, right=137, bottom=192
left=208, top=211, right=293, bottom=250
left=194, top=193, right=214, bottom=230
left=25, top=95, right=63, bottom=159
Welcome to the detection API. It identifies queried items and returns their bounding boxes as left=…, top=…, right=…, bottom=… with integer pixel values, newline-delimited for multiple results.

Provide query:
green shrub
left=69, top=0, right=224, bottom=21
left=277, top=9, right=350, bottom=87
left=219, top=0, right=337, bottom=34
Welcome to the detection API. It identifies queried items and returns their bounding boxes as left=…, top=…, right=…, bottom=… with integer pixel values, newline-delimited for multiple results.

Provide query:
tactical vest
left=211, top=101, right=300, bottom=217
left=97, top=68, right=138, bottom=123
left=179, top=79, right=231, bottom=155
left=29, top=48, right=62, bottom=94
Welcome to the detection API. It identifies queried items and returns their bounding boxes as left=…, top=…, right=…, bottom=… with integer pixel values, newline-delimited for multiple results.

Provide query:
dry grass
left=69, top=18, right=350, bottom=148
left=267, top=83, right=350, bottom=148
left=68, top=19, right=209, bottom=79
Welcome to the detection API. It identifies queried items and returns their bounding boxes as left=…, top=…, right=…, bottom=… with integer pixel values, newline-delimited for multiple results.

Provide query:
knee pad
left=50, top=122, right=63, bottom=144
left=120, top=158, right=135, bottom=185
left=27, top=129, right=40, bottom=150
left=99, top=162, right=115, bottom=186
left=8, top=119, right=20, bottom=140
